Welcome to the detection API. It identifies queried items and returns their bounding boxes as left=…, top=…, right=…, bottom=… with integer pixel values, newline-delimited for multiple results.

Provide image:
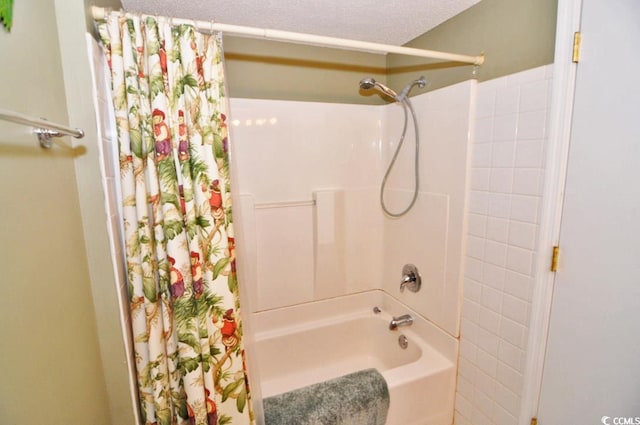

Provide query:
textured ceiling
left=120, top=0, right=481, bottom=46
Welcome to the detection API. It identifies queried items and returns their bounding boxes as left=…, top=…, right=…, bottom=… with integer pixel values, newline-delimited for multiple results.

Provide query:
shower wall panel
left=230, top=82, right=473, bottom=332
left=229, top=99, right=384, bottom=312
left=229, top=99, right=383, bottom=205
left=380, top=81, right=475, bottom=337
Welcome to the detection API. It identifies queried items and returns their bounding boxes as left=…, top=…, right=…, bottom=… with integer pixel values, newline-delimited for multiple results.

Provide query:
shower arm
left=396, top=77, right=428, bottom=102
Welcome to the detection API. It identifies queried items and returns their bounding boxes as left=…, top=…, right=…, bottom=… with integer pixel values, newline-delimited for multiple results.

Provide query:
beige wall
left=55, top=0, right=137, bottom=424
left=387, top=0, right=558, bottom=93
left=0, top=0, right=112, bottom=424
left=224, top=36, right=387, bottom=104
left=224, top=0, right=557, bottom=103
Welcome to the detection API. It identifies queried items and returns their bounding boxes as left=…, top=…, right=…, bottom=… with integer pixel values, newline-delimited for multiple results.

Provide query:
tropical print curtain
left=97, top=12, right=254, bottom=425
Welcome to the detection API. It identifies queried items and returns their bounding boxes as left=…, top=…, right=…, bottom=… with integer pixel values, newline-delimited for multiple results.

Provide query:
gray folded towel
left=263, top=368, right=390, bottom=425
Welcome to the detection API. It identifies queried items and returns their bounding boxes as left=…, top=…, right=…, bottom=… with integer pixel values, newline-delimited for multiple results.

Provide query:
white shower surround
left=229, top=81, right=474, bottom=424
left=230, top=81, right=474, bottom=338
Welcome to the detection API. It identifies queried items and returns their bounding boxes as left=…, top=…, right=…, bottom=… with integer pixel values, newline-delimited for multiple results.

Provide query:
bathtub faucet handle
left=399, top=264, right=421, bottom=293
left=400, top=274, right=414, bottom=288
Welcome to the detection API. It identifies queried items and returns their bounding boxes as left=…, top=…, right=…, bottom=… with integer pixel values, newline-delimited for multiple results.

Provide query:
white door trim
left=518, top=0, right=583, bottom=423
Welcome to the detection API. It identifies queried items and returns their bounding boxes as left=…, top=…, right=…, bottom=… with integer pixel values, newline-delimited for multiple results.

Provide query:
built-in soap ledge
left=254, top=199, right=316, bottom=209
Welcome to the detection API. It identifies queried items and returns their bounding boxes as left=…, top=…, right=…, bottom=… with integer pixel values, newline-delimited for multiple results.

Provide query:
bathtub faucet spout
left=389, top=314, right=413, bottom=330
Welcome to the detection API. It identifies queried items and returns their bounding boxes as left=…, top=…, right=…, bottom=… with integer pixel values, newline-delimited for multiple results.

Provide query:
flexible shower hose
left=380, top=97, right=420, bottom=217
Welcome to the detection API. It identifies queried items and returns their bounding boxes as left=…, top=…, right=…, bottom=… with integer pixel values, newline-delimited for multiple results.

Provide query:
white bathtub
left=251, top=290, right=458, bottom=425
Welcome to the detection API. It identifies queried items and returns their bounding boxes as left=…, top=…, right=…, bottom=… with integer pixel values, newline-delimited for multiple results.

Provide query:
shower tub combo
left=231, top=76, right=473, bottom=424
left=251, top=290, right=458, bottom=425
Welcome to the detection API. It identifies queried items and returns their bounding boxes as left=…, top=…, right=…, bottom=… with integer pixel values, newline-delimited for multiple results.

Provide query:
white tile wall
left=455, top=64, right=553, bottom=425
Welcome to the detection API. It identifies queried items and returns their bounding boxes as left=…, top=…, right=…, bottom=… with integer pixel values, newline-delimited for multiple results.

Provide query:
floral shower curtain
left=97, top=12, right=254, bottom=425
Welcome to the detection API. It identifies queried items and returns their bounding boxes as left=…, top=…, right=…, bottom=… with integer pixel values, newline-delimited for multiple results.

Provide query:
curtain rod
left=91, top=7, right=485, bottom=66
left=0, top=108, right=85, bottom=148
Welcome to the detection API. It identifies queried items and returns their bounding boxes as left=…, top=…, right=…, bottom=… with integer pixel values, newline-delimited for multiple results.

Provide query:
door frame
left=518, top=0, right=583, bottom=423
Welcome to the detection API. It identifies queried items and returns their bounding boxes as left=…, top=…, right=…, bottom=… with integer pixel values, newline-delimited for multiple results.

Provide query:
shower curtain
left=97, top=12, right=254, bottom=425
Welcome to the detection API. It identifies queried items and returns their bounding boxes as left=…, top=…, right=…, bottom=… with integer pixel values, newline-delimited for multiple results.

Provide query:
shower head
left=359, top=77, right=398, bottom=100
left=359, top=77, right=376, bottom=90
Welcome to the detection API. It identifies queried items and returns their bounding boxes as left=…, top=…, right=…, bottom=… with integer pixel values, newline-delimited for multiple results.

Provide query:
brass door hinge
left=550, top=246, right=560, bottom=272
left=531, top=417, right=538, bottom=425
left=572, top=31, right=581, bottom=63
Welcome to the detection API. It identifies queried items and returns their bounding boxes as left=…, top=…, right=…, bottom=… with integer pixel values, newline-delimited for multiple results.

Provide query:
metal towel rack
left=0, top=108, right=85, bottom=148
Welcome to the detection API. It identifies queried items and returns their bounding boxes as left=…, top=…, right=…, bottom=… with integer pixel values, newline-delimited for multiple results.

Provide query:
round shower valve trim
left=400, top=264, right=421, bottom=293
